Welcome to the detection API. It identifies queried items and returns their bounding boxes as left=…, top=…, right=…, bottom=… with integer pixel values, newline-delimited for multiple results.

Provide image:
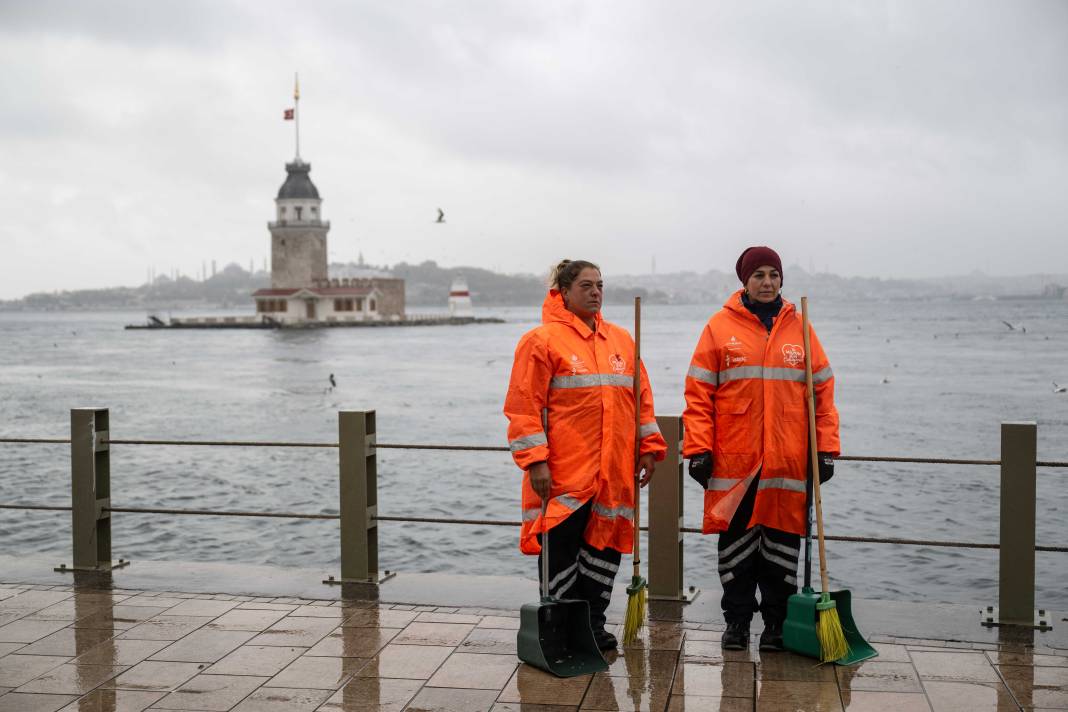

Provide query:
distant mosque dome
left=277, top=160, right=320, bottom=200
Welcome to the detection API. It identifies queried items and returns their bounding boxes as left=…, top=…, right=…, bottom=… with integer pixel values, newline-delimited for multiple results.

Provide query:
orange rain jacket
left=504, top=291, right=667, bottom=555
left=683, top=290, right=840, bottom=536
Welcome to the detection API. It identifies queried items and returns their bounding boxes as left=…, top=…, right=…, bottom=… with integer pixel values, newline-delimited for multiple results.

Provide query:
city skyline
left=1, top=1, right=1066, bottom=300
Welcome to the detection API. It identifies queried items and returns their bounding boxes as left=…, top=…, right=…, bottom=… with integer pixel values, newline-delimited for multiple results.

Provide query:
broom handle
left=632, top=296, right=642, bottom=576
left=541, top=498, right=549, bottom=600
left=801, top=297, right=830, bottom=596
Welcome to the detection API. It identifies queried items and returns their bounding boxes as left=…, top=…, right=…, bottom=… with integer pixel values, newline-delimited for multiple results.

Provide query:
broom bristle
left=622, top=587, right=646, bottom=645
left=816, top=607, right=850, bottom=663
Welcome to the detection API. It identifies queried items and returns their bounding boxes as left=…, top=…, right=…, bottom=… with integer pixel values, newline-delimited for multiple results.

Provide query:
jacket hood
left=542, top=290, right=603, bottom=336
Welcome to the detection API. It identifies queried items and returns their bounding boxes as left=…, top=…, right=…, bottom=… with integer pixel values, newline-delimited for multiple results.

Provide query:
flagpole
left=294, top=73, right=301, bottom=160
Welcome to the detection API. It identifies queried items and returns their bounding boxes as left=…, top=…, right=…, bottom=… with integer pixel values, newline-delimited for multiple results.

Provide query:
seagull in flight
left=1001, top=320, right=1026, bottom=333
left=1054, top=382, right=1066, bottom=394
left=436, top=208, right=445, bottom=224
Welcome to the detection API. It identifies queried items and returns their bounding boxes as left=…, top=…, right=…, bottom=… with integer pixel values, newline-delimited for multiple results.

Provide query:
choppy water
left=1, top=298, right=1066, bottom=609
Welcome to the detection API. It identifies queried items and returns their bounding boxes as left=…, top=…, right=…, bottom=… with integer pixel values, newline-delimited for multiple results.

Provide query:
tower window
left=295, top=206, right=303, bottom=220
left=369, top=298, right=377, bottom=312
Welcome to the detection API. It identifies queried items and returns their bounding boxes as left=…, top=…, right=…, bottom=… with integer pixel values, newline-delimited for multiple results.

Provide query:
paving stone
left=316, top=677, right=423, bottom=711
left=392, top=622, right=474, bottom=647
left=263, top=655, right=367, bottom=690
left=104, top=661, right=203, bottom=691
left=305, top=628, right=400, bottom=658
left=356, top=644, right=452, bottom=680
left=910, top=651, right=999, bottom=683
left=601, top=648, right=679, bottom=680
left=426, top=652, right=516, bottom=689
left=0, top=618, right=72, bottom=643
left=497, top=665, right=592, bottom=705
left=457, top=628, right=516, bottom=656
left=343, top=609, right=419, bottom=629
left=73, top=639, right=171, bottom=666
left=118, top=617, right=213, bottom=642
left=837, top=661, right=923, bottom=693
left=287, top=606, right=347, bottom=619
left=414, top=612, right=482, bottom=625
left=203, top=609, right=288, bottom=632
left=246, top=616, right=339, bottom=648
left=405, top=687, right=498, bottom=712
left=15, top=662, right=127, bottom=695
left=475, top=617, right=520, bottom=631
left=752, top=680, right=843, bottom=711
left=157, top=600, right=239, bottom=618
left=665, top=696, right=753, bottom=712
left=923, top=680, right=1019, bottom=711
left=0, top=654, right=71, bottom=687
left=16, top=628, right=116, bottom=657
left=229, top=686, right=332, bottom=712
left=580, top=671, right=674, bottom=710
left=57, top=688, right=166, bottom=711
left=670, top=661, right=754, bottom=698
left=151, top=673, right=267, bottom=711
left=204, top=645, right=305, bottom=676
left=148, top=630, right=257, bottom=663
left=0, top=692, right=79, bottom=712
left=837, top=691, right=932, bottom=711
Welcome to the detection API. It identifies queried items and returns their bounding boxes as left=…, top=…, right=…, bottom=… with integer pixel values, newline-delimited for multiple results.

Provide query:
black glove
left=688, top=452, right=712, bottom=488
left=817, top=452, right=834, bottom=484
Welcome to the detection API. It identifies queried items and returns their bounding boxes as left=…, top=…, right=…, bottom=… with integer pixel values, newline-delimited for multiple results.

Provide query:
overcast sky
left=1, top=1, right=1065, bottom=299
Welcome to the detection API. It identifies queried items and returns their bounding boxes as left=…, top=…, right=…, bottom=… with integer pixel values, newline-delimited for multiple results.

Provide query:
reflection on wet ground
left=0, top=582, right=1063, bottom=711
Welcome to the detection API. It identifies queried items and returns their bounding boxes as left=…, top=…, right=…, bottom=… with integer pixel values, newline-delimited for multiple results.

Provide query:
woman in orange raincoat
left=504, top=259, right=667, bottom=650
left=683, top=246, right=840, bottom=652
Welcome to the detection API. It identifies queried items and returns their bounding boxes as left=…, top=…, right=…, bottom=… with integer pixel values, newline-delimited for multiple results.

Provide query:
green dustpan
left=516, top=501, right=608, bottom=677
left=784, top=586, right=877, bottom=665
left=783, top=473, right=877, bottom=665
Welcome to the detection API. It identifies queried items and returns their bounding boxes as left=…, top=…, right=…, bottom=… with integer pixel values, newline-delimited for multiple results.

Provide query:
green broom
left=801, top=296, right=850, bottom=662
left=623, top=296, right=646, bottom=645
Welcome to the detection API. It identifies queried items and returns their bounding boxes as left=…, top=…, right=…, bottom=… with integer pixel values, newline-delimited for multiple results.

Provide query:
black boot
left=593, top=628, right=618, bottom=650
left=759, top=621, right=784, bottom=651
left=721, top=621, right=750, bottom=650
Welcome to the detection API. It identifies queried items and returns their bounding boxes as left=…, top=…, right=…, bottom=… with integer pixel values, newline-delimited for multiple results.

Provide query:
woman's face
left=746, top=265, right=782, bottom=304
left=561, top=267, right=603, bottom=320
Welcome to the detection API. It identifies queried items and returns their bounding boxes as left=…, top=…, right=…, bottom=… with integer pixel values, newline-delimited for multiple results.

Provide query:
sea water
left=1, top=298, right=1066, bottom=608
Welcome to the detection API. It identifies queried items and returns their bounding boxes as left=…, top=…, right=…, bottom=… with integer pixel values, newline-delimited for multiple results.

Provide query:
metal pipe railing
left=0, top=410, right=1064, bottom=627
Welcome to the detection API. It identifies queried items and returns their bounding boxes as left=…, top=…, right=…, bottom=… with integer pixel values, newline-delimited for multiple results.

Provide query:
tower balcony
left=268, top=219, right=331, bottom=229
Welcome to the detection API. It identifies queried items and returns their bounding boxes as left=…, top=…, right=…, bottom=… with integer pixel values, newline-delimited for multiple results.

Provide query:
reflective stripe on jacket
left=505, top=290, right=668, bottom=555
left=682, top=289, right=840, bottom=536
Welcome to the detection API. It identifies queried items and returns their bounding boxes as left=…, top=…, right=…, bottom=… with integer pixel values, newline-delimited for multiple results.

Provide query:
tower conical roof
left=277, top=160, right=320, bottom=200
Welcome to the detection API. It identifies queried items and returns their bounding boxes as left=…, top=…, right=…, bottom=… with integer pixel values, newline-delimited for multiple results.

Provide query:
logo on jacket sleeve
left=609, top=354, right=626, bottom=374
left=782, top=344, right=804, bottom=367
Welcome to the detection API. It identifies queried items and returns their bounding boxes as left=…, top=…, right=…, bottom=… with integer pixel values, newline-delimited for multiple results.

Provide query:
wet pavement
left=1, top=581, right=1066, bottom=711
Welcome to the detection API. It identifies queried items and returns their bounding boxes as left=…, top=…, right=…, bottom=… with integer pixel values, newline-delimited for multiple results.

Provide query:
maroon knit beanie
left=735, top=246, right=783, bottom=286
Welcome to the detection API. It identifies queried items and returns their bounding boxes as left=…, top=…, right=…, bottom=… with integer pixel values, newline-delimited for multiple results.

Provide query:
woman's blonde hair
left=549, top=259, right=600, bottom=291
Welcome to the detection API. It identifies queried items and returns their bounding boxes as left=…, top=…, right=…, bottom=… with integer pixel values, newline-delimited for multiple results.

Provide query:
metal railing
left=1, top=409, right=1066, bottom=627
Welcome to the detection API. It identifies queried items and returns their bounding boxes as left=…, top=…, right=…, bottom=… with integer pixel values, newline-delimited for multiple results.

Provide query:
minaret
left=268, top=75, right=329, bottom=289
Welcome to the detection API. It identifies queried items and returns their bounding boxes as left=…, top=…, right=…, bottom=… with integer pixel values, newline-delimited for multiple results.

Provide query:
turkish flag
left=283, top=108, right=294, bottom=120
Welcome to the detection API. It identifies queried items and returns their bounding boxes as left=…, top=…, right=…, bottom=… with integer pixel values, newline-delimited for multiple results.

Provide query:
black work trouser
left=718, top=473, right=801, bottom=626
left=536, top=500, right=622, bottom=633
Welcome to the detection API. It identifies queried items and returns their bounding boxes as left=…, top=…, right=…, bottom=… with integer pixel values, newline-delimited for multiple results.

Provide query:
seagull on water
left=1054, top=382, right=1066, bottom=394
left=436, top=208, right=445, bottom=224
left=329, top=373, right=337, bottom=390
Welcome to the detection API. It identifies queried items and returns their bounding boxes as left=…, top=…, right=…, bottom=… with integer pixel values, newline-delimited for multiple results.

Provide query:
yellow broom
left=801, top=296, right=850, bottom=662
left=622, top=296, right=646, bottom=645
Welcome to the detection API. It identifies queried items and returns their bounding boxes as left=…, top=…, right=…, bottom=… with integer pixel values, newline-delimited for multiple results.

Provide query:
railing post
left=648, top=415, right=697, bottom=601
left=58, top=408, right=126, bottom=572
left=327, top=410, right=392, bottom=586
left=997, top=421, right=1038, bottom=626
